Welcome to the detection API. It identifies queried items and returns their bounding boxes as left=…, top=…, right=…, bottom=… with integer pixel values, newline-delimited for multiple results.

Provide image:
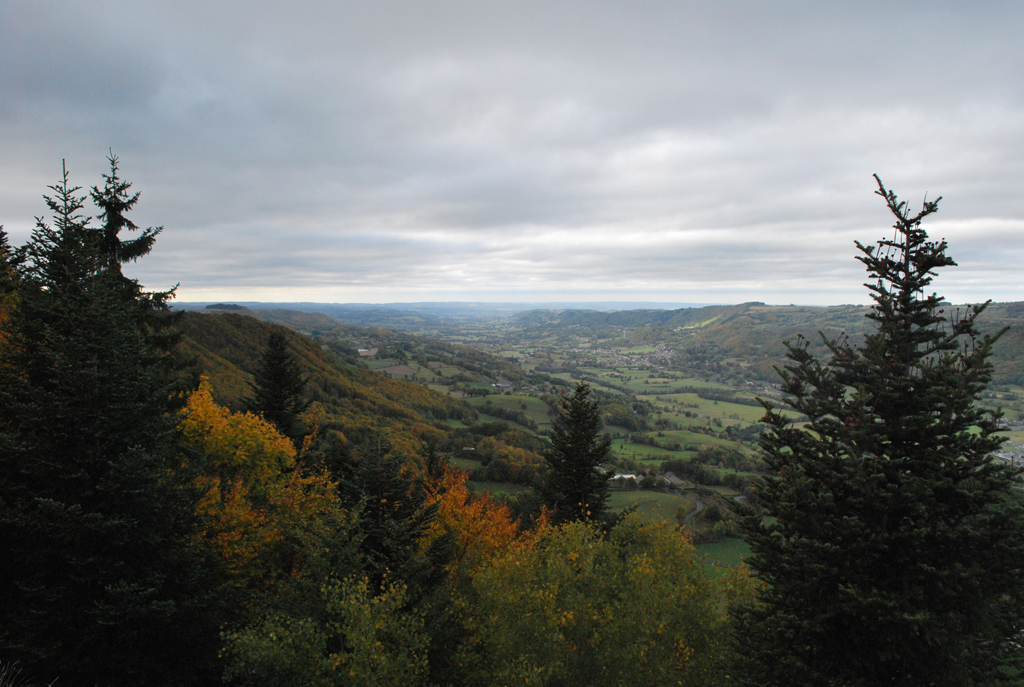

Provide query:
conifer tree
left=246, top=329, right=311, bottom=444
left=733, top=177, right=1024, bottom=686
left=351, top=435, right=448, bottom=593
left=0, top=226, right=17, bottom=293
left=91, top=152, right=162, bottom=272
left=0, top=162, right=215, bottom=686
left=541, top=381, right=611, bottom=524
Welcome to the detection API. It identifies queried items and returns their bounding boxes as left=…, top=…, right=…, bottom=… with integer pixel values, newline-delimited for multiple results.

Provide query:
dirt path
left=682, top=495, right=704, bottom=526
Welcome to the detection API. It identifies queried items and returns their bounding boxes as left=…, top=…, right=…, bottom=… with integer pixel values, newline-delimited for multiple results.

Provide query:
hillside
left=198, top=304, right=559, bottom=393
left=175, top=311, right=558, bottom=491
left=511, top=300, right=1024, bottom=386
left=175, top=312, right=474, bottom=458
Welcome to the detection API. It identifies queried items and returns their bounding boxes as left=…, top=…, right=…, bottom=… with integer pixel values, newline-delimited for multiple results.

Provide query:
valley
left=182, top=299, right=1024, bottom=570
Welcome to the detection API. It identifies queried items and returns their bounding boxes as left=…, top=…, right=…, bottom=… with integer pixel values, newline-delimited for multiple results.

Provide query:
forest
left=2, top=160, right=1024, bottom=686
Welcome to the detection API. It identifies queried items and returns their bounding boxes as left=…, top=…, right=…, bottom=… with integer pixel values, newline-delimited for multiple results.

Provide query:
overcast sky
left=2, top=1, right=1022, bottom=305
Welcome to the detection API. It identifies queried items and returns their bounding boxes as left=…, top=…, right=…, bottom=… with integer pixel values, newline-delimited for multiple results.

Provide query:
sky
left=2, top=1, right=1023, bottom=306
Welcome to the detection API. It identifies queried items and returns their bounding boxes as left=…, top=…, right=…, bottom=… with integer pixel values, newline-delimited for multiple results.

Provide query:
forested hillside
left=177, top=311, right=472, bottom=452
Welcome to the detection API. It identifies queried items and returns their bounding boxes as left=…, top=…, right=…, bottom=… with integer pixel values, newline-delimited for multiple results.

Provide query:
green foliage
left=91, top=153, right=163, bottom=272
left=246, top=330, right=312, bottom=443
left=222, top=576, right=432, bottom=687
left=0, top=162, right=215, bottom=686
left=541, top=382, right=612, bottom=524
left=350, top=438, right=448, bottom=593
left=660, top=457, right=723, bottom=486
left=176, top=311, right=473, bottom=459
left=460, top=513, right=746, bottom=686
left=601, top=401, right=647, bottom=431
left=734, top=178, right=1024, bottom=686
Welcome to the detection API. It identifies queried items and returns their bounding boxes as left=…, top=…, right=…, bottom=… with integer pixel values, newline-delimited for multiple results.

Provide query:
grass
left=465, top=395, right=553, bottom=427
left=611, top=439, right=691, bottom=459
left=364, top=358, right=400, bottom=370
left=467, top=480, right=530, bottom=495
left=606, top=490, right=687, bottom=522
left=656, top=429, right=738, bottom=449
left=451, top=456, right=482, bottom=470
left=695, top=538, right=751, bottom=568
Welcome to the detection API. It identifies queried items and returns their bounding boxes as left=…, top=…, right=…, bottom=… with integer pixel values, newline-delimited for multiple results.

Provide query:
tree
left=221, top=575, right=432, bottom=687
left=0, top=161, right=215, bottom=686
left=91, top=152, right=162, bottom=272
left=246, top=329, right=311, bottom=444
left=177, top=381, right=344, bottom=596
left=733, top=177, right=1024, bottom=686
left=0, top=226, right=18, bottom=339
left=541, top=381, right=612, bottom=524
left=460, top=513, right=748, bottom=687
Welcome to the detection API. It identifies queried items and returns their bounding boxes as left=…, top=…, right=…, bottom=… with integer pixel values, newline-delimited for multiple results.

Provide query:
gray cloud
left=2, top=0, right=1022, bottom=305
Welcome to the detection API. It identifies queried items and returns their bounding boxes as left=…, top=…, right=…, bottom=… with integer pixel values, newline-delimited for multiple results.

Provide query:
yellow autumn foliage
left=179, top=380, right=341, bottom=592
left=460, top=513, right=754, bottom=687
left=421, top=469, right=547, bottom=584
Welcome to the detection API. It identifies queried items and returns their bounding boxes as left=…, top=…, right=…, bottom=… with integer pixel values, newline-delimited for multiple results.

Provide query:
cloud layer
left=2, top=1, right=1022, bottom=304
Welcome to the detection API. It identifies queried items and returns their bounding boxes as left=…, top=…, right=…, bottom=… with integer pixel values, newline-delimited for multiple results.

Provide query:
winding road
left=682, top=495, right=704, bottom=526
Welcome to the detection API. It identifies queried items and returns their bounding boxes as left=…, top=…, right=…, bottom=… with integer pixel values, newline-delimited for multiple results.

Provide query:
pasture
left=695, top=538, right=752, bottom=568
left=467, top=480, right=531, bottom=495
left=606, top=490, right=687, bottom=522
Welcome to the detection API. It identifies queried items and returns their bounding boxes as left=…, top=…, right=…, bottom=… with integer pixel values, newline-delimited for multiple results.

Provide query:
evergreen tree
left=0, top=226, right=17, bottom=294
left=541, top=381, right=611, bottom=524
left=246, top=329, right=310, bottom=444
left=0, top=162, right=216, bottom=686
left=91, top=152, right=162, bottom=272
left=349, top=434, right=455, bottom=685
left=733, top=177, right=1024, bottom=686
left=350, top=435, right=448, bottom=593
left=0, top=226, right=18, bottom=323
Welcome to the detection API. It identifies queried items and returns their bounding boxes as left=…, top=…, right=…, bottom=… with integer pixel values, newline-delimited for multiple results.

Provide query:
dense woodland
left=1, top=161, right=1023, bottom=686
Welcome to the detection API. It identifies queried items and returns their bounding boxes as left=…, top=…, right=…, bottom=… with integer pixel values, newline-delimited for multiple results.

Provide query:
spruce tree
left=733, top=177, right=1024, bottom=686
left=91, top=152, right=163, bottom=274
left=0, top=162, right=216, bottom=686
left=246, top=329, right=311, bottom=444
left=541, top=381, right=612, bottom=524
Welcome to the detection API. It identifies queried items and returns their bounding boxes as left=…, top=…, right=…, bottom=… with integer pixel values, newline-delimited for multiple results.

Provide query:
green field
left=467, top=480, right=530, bottom=495
left=611, top=439, right=691, bottom=461
left=606, top=490, right=688, bottom=522
left=465, top=394, right=553, bottom=428
left=363, top=358, right=400, bottom=370
left=695, top=538, right=751, bottom=568
left=451, top=455, right=482, bottom=470
left=656, top=429, right=738, bottom=449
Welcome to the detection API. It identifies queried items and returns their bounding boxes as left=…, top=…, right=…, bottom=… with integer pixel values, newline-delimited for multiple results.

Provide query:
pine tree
left=733, top=176, right=1024, bottom=686
left=541, top=381, right=612, bottom=524
left=0, top=162, right=216, bottom=686
left=0, top=226, right=18, bottom=324
left=91, top=153, right=161, bottom=265
left=246, top=329, right=311, bottom=444
left=350, top=435, right=455, bottom=687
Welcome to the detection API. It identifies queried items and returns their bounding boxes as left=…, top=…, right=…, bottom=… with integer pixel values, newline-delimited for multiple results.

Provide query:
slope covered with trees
left=176, top=311, right=474, bottom=457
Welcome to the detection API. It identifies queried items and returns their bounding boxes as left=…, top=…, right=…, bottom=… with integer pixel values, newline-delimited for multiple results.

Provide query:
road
left=682, top=495, right=704, bottom=526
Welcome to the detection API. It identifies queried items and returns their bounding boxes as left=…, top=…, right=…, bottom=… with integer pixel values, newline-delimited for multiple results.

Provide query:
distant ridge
left=175, top=301, right=717, bottom=317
